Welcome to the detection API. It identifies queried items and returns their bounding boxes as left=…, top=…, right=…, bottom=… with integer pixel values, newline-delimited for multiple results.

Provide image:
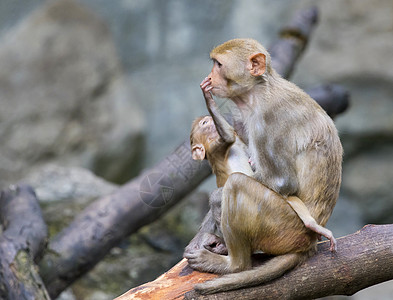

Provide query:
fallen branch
left=116, top=224, right=393, bottom=300
left=0, top=185, right=49, bottom=300
left=39, top=6, right=349, bottom=298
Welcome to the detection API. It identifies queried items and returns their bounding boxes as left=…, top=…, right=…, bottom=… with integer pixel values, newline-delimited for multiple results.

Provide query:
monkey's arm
left=286, top=196, right=337, bottom=252
left=200, top=77, right=236, bottom=144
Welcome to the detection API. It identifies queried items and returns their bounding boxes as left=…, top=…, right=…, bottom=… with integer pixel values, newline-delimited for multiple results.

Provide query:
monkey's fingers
left=200, top=77, right=212, bottom=87
left=200, top=80, right=212, bottom=91
left=184, top=251, right=199, bottom=260
left=204, top=86, right=213, bottom=93
left=186, top=249, right=223, bottom=273
left=202, top=87, right=214, bottom=101
left=329, top=236, right=337, bottom=252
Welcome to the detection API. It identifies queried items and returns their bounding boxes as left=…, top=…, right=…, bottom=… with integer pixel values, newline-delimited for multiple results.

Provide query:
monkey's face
left=208, top=53, right=255, bottom=99
left=208, top=56, right=230, bottom=98
left=191, top=116, right=219, bottom=161
left=198, top=116, right=219, bottom=141
left=209, top=39, right=269, bottom=99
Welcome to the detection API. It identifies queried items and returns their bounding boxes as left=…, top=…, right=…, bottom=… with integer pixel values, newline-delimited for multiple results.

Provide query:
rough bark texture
left=116, top=224, right=393, bottom=300
left=0, top=185, right=49, bottom=300
left=38, top=6, right=349, bottom=298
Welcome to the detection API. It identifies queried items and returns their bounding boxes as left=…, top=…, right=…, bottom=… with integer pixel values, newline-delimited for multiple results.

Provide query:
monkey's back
left=249, top=77, right=343, bottom=227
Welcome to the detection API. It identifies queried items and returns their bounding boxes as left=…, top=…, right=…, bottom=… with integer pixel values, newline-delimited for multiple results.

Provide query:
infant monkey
left=191, top=77, right=337, bottom=250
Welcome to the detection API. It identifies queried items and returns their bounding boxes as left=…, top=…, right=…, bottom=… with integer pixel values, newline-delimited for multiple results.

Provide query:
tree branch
left=270, top=6, right=318, bottom=78
left=0, top=185, right=49, bottom=299
left=116, top=224, right=393, bottom=300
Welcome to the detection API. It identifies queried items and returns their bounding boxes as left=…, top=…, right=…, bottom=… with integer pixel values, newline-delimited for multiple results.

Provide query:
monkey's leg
left=287, top=196, right=337, bottom=252
left=184, top=188, right=227, bottom=256
left=220, top=179, right=253, bottom=272
left=186, top=185, right=251, bottom=274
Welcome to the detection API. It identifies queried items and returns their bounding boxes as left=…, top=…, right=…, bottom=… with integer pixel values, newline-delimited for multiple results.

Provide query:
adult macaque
left=190, top=82, right=336, bottom=248
left=184, top=39, right=342, bottom=294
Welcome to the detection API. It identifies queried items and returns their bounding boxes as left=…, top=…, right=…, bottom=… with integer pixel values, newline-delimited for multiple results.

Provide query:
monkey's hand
left=184, top=232, right=228, bottom=257
left=200, top=77, right=214, bottom=102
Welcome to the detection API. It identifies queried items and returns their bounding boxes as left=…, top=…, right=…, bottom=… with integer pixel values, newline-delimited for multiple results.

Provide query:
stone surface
left=0, top=0, right=145, bottom=188
left=23, top=164, right=118, bottom=203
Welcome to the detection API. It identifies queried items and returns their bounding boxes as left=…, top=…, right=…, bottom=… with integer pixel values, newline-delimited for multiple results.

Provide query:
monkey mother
left=184, top=39, right=343, bottom=294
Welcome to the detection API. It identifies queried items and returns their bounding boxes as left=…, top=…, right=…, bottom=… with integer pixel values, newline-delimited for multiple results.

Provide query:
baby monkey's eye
left=202, top=120, right=208, bottom=125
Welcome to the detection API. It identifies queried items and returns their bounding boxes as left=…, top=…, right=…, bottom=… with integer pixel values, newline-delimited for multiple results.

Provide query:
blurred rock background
left=0, top=0, right=392, bottom=299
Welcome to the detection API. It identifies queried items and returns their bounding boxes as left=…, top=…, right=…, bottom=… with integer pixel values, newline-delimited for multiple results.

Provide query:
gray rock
left=291, top=0, right=393, bottom=226
left=341, top=145, right=393, bottom=224
left=0, top=0, right=145, bottom=188
left=23, top=164, right=118, bottom=203
left=22, top=164, right=118, bottom=238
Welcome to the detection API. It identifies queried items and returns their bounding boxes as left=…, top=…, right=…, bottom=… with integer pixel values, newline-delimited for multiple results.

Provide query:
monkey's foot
left=184, top=233, right=227, bottom=257
left=204, top=235, right=228, bottom=255
left=185, top=249, right=229, bottom=274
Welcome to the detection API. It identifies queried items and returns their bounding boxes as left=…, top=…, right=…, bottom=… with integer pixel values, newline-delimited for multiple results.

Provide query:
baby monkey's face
left=198, top=116, right=219, bottom=141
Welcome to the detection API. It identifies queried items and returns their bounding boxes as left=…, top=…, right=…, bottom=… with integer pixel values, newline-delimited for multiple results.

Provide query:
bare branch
left=0, top=185, right=49, bottom=299
left=116, top=225, right=393, bottom=300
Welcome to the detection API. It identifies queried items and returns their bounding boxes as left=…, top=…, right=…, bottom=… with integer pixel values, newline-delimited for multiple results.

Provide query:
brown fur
left=185, top=39, right=342, bottom=294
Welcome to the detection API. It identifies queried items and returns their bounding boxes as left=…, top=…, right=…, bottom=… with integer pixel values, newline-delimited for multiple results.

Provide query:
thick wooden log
left=116, top=225, right=393, bottom=300
left=0, top=185, right=49, bottom=300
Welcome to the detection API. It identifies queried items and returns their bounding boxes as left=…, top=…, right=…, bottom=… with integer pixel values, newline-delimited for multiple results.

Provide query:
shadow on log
left=37, top=6, right=350, bottom=299
left=0, top=185, right=49, bottom=300
left=116, top=224, right=393, bottom=300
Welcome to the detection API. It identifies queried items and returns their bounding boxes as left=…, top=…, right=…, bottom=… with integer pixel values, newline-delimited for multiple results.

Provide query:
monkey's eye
left=202, top=120, right=208, bottom=125
left=213, top=59, right=222, bottom=68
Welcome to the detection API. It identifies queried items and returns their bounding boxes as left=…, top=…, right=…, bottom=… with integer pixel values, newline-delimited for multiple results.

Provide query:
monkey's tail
left=194, top=252, right=308, bottom=295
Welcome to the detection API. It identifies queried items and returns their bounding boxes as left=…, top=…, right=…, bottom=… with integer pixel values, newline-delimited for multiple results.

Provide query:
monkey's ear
left=191, top=144, right=206, bottom=160
left=248, top=53, right=266, bottom=76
